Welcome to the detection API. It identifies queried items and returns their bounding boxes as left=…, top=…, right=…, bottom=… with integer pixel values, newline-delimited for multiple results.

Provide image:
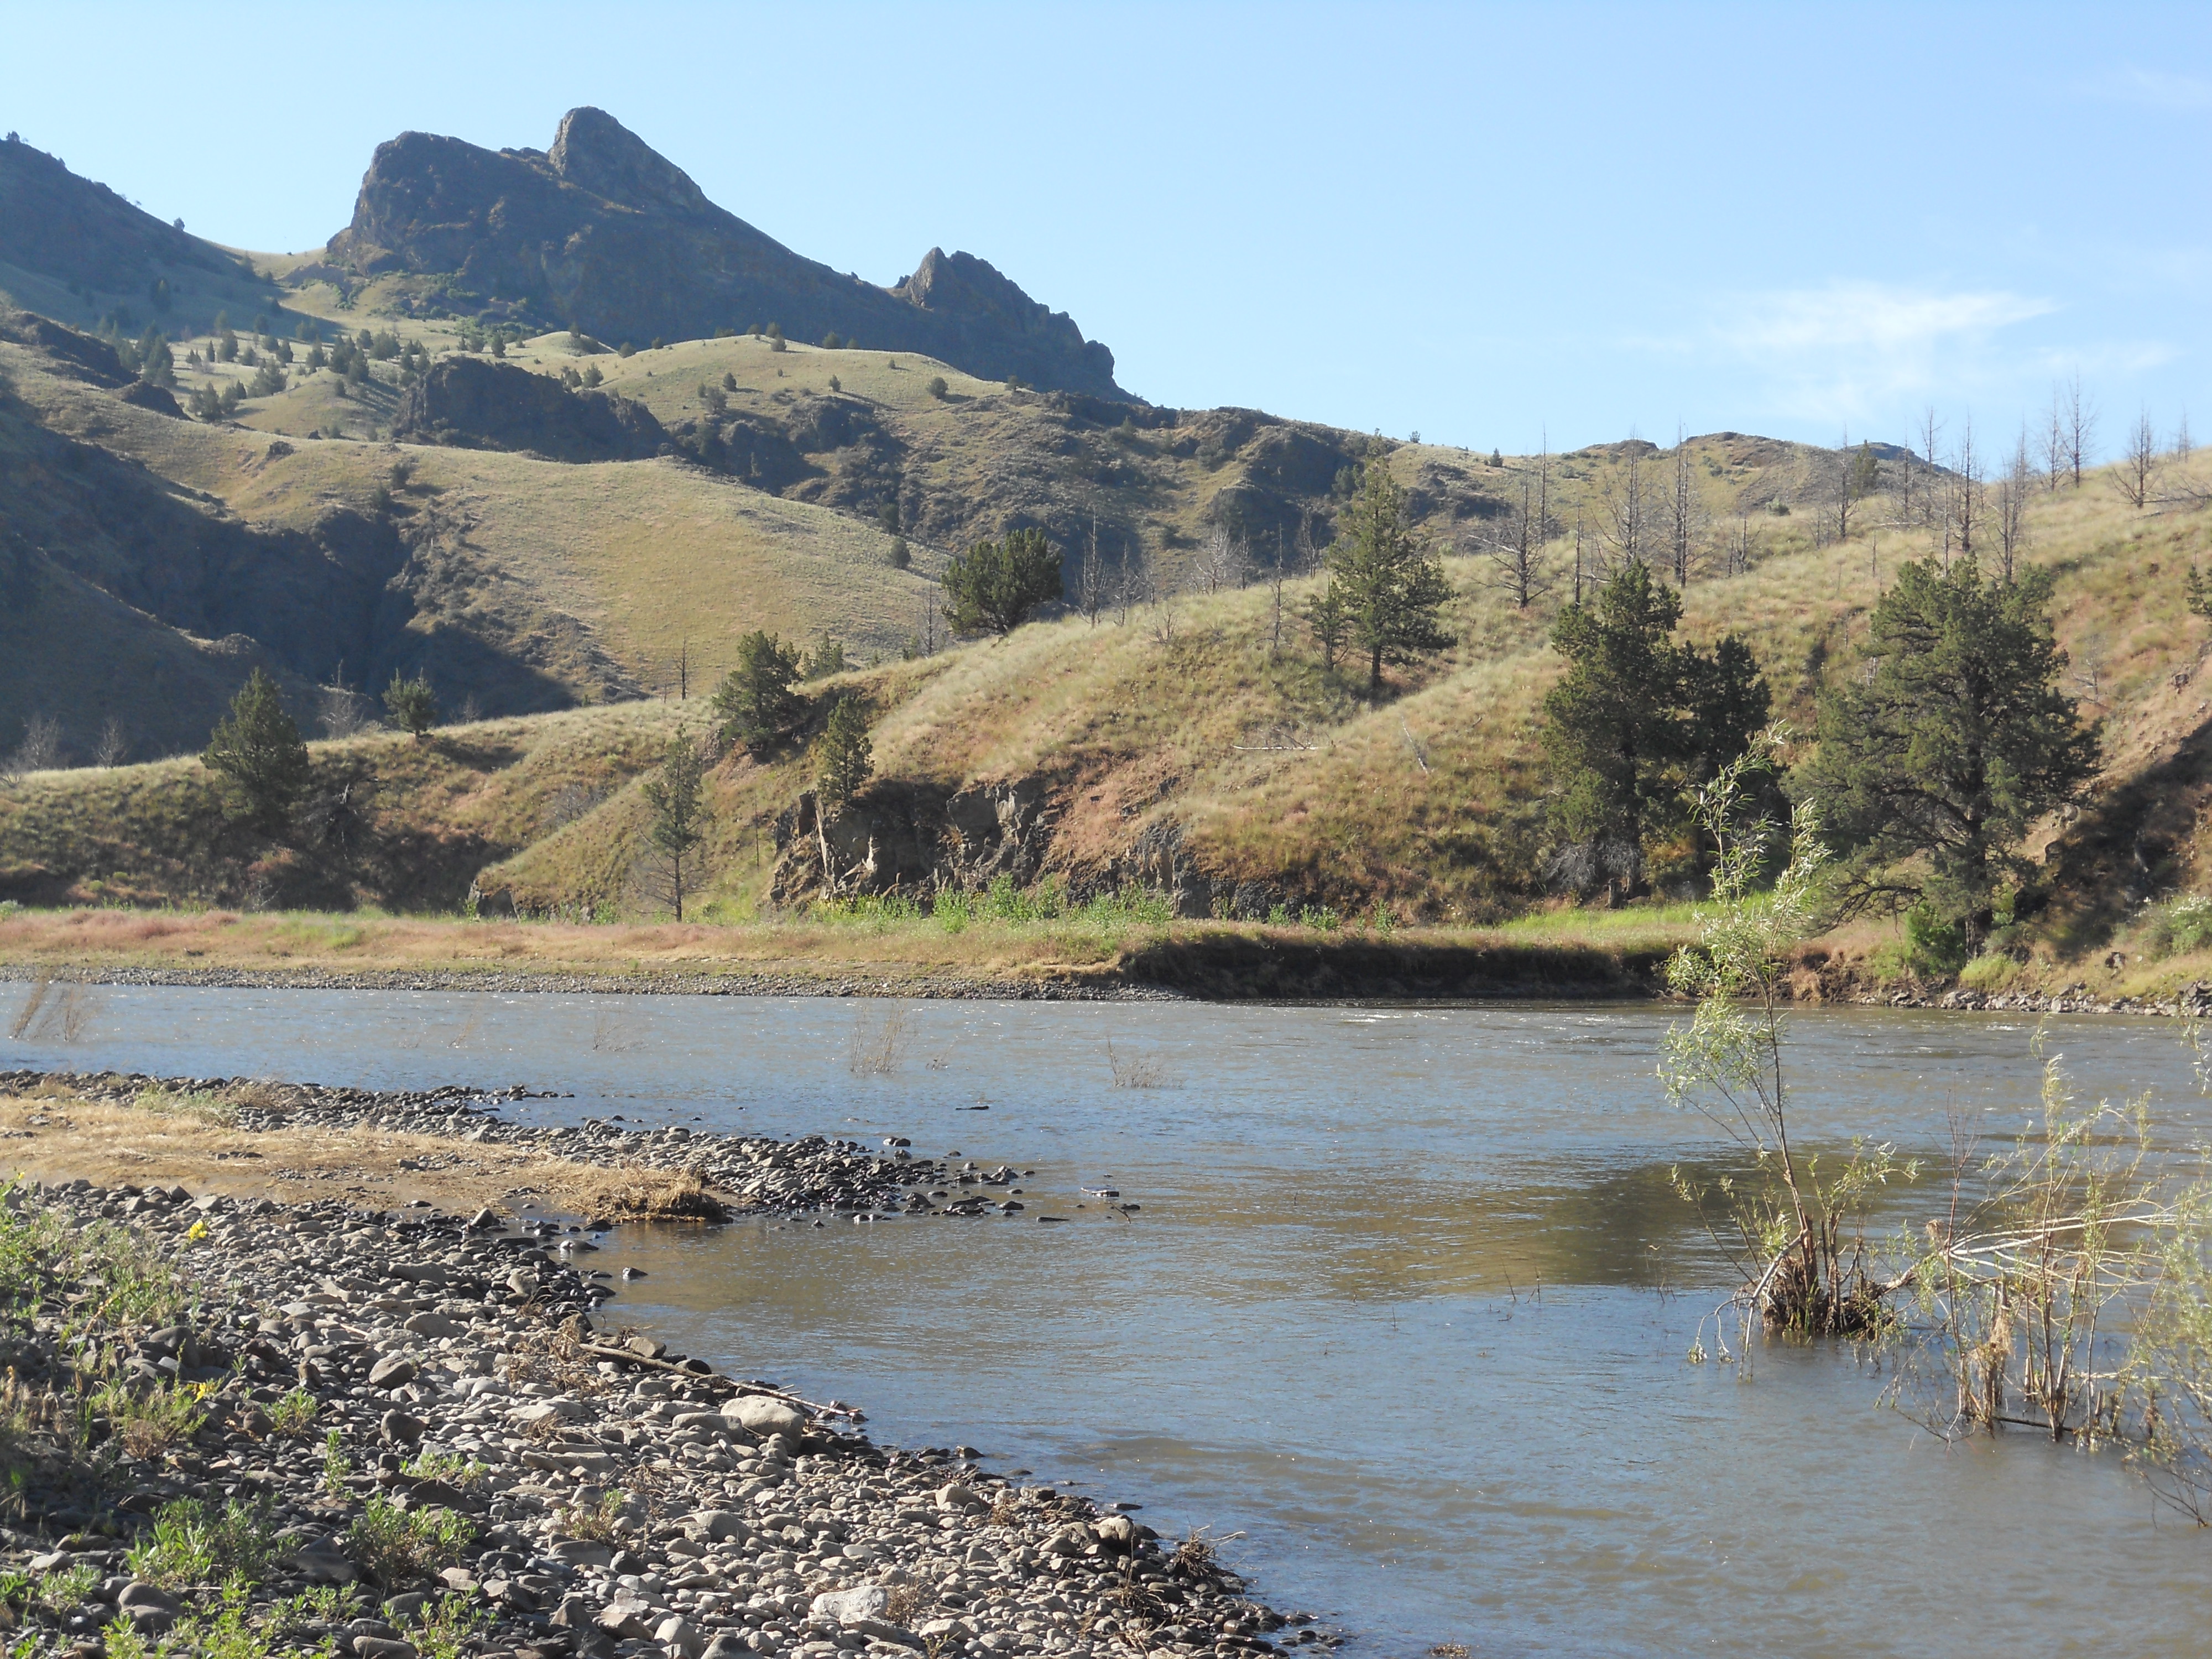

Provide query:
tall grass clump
left=1662, top=736, right=1914, bottom=1354
left=1876, top=1025, right=2212, bottom=1522
left=930, top=877, right=1173, bottom=935
left=849, top=1003, right=911, bottom=1076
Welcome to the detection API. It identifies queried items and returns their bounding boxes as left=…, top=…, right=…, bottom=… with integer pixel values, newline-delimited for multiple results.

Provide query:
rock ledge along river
left=9, top=984, right=2212, bottom=1656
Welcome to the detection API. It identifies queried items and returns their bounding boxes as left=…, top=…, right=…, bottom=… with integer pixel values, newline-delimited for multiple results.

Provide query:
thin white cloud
left=2088, top=66, right=2212, bottom=110
left=1717, top=281, right=2054, bottom=358
left=1674, top=281, right=2059, bottom=425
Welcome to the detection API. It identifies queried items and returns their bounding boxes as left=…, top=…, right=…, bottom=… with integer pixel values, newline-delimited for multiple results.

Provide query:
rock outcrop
left=326, top=107, right=1128, bottom=399
left=394, top=356, right=666, bottom=462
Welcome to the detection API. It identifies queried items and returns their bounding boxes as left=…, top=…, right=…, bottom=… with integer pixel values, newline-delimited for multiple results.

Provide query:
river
left=7, top=985, right=2210, bottom=1656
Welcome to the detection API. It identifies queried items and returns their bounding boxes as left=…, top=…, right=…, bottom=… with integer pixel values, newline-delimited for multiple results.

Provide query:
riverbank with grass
left=0, top=906, right=1691, bottom=1003
left=0, top=1070, right=1316, bottom=1659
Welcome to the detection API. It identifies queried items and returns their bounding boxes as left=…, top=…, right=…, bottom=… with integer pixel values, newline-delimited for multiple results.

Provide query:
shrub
left=2142, top=894, right=2212, bottom=959
left=941, top=528, right=1062, bottom=636
left=926, top=375, right=948, bottom=399
left=269, top=1388, right=317, bottom=1436
left=346, top=1497, right=473, bottom=1587
left=406, top=1591, right=491, bottom=1659
left=129, top=1495, right=281, bottom=1588
left=1872, top=903, right=1971, bottom=982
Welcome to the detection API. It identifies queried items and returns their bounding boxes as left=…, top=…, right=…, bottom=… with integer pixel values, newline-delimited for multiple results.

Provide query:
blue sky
left=7, top=2, right=2209, bottom=455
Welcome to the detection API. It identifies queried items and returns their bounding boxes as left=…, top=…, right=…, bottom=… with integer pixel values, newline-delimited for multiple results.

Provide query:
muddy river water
left=9, top=986, right=2212, bottom=1656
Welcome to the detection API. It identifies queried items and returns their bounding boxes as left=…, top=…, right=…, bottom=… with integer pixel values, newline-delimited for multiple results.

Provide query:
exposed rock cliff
left=393, top=356, right=666, bottom=462
left=328, top=108, right=1128, bottom=399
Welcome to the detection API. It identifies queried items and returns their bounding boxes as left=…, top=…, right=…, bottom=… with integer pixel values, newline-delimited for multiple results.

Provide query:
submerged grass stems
left=1661, top=733, right=1914, bottom=1360
left=1877, top=1024, right=2212, bottom=1522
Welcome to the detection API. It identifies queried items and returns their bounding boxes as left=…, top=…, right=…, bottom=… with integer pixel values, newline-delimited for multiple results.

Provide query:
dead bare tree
left=1118, top=536, right=1149, bottom=628
left=2116, top=405, right=2159, bottom=509
left=92, top=717, right=128, bottom=769
left=2177, top=410, right=2193, bottom=462
left=1918, top=408, right=1945, bottom=530
left=6, top=713, right=61, bottom=776
left=1571, top=503, right=1590, bottom=603
left=1831, top=429, right=1874, bottom=545
left=320, top=662, right=379, bottom=739
left=1483, top=469, right=1557, bottom=608
left=1721, top=512, right=1759, bottom=578
left=1664, top=426, right=1703, bottom=582
left=1196, top=520, right=1245, bottom=595
left=2066, top=371, right=2098, bottom=489
left=2041, top=385, right=2068, bottom=494
left=1950, top=418, right=1984, bottom=561
left=1266, top=526, right=1294, bottom=656
left=1995, top=427, right=2032, bottom=582
left=1601, top=441, right=1652, bottom=568
left=911, top=590, right=942, bottom=656
left=1078, top=517, right=1105, bottom=626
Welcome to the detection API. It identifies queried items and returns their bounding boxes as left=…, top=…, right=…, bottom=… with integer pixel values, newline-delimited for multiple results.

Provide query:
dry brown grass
left=570, top=1167, right=731, bottom=1223
left=0, top=1088, right=729, bottom=1220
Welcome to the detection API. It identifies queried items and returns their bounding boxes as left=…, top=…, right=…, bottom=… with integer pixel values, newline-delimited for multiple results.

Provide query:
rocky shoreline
left=0, top=1084, right=1323, bottom=1659
left=1831, top=980, right=2212, bottom=1018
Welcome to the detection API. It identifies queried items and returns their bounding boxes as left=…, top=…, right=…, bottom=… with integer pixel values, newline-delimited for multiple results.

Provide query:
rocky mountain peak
left=546, top=107, right=708, bottom=218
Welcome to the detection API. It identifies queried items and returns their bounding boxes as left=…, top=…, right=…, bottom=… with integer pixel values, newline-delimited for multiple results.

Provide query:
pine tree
left=1316, top=463, right=1453, bottom=695
left=1542, top=562, right=1769, bottom=894
left=711, top=632, right=805, bottom=755
left=1804, top=556, right=2099, bottom=945
left=815, top=696, right=874, bottom=814
left=941, top=529, right=1062, bottom=636
left=382, top=670, right=439, bottom=742
left=136, top=329, right=175, bottom=388
left=640, top=731, right=711, bottom=921
left=202, top=669, right=310, bottom=827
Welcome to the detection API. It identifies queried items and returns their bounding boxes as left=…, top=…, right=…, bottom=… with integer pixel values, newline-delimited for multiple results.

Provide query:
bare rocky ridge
left=329, top=109, right=1127, bottom=401
left=0, top=1072, right=1323, bottom=1659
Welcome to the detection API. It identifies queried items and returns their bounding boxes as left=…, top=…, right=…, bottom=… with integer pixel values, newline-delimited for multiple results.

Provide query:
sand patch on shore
left=0, top=1083, right=723, bottom=1220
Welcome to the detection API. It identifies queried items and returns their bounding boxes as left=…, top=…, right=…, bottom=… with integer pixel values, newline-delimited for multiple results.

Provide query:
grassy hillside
left=0, top=704, right=680, bottom=912
left=9, top=440, right=2211, bottom=1002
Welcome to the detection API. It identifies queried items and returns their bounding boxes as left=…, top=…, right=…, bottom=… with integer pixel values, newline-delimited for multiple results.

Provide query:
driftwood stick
left=571, top=1340, right=847, bottom=1416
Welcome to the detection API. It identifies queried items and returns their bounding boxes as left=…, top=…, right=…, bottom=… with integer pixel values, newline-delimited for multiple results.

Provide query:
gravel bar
left=0, top=1164, right=1326, bottom=1659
